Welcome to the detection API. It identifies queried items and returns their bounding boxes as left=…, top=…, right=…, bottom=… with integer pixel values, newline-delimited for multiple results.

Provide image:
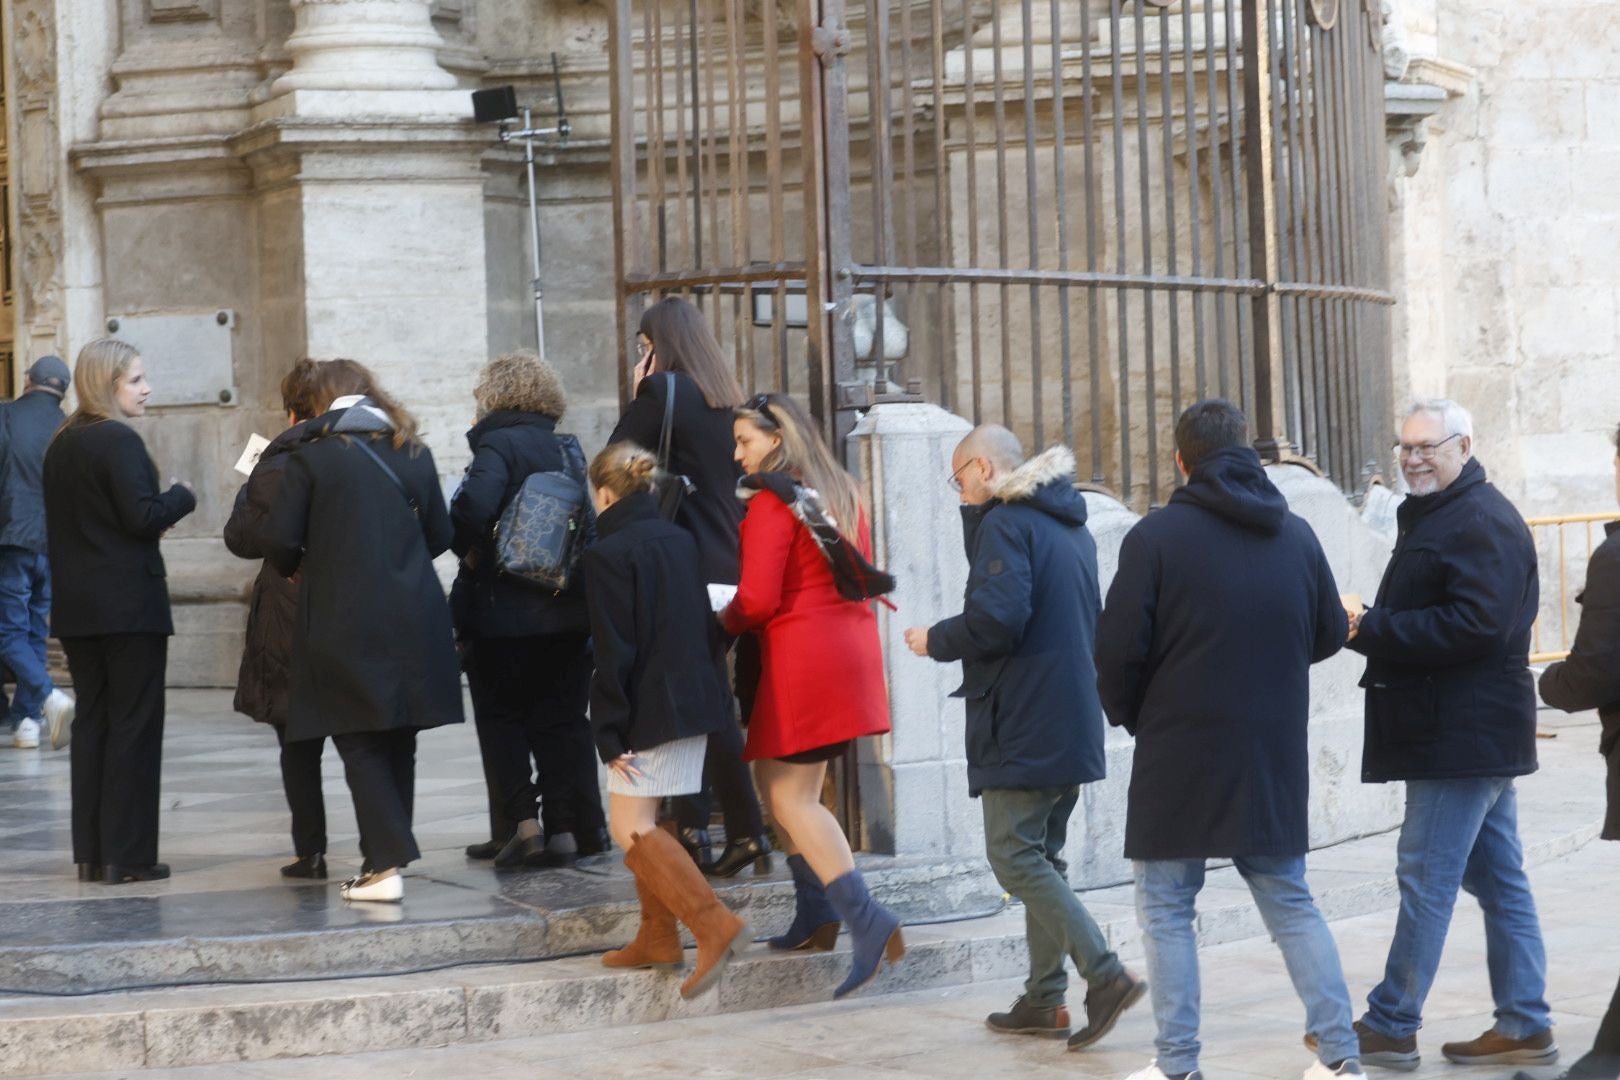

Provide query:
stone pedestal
left=274, top=0, right=457, bottom=94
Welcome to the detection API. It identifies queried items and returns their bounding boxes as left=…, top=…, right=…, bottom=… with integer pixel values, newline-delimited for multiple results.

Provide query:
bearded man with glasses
left=1335, top=399, right=1556, bottom=1072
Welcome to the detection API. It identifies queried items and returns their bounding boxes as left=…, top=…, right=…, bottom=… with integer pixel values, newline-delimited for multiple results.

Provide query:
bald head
left=952, top=424, right=1025, bottom=505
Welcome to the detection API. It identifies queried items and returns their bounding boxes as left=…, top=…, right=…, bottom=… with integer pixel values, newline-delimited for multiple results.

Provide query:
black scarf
left=739, top=472, right=897, bottom=608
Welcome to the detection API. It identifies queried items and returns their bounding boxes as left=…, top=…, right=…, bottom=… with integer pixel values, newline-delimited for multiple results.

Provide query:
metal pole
left=523, top=106, right=546, bottom=359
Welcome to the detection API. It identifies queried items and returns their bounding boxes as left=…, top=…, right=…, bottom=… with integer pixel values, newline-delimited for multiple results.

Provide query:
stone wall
left=854, top=402, right=1403, bottom=888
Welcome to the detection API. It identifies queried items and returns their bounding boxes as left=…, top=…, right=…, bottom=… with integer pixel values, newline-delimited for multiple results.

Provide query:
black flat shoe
left=103, top=863, right=170, bottom=884
left=704, top=835, right=774, bottom=878
left=532, top=832, right=579, bottom=869
left=76, top=862, right=100, bottom=882
left=465, top=838, right=506, bottom=860
left=678, top=826, right=712, bottom=867
left=281, top=853, right=327, bottom=879
left=494, top=831, right=545, bottom=869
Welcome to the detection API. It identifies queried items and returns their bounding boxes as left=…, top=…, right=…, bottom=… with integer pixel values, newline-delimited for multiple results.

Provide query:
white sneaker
left=44, top=690, right=74, bottom=751
left=1304, top=1060, right=1363, bottom=1078
left=1124, top=1062, right=1203, bottom=1080
left=339, top=870, right=403, bottom=903
left=12, top=718, right=39, bottom=749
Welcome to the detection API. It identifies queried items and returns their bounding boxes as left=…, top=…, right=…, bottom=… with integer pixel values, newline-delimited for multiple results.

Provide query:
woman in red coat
left=721, top=392, right=903, bottom=997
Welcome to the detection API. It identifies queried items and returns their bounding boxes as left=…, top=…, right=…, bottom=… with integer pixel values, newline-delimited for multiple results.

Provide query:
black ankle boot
left=281, top=853, right=328, bottom=879
left=678, top=827, right=712, bottom=867
left=704, top=835, right=774, bottom=878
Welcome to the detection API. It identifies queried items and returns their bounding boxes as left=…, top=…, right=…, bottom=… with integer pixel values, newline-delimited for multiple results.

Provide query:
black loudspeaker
left=472, top=85, right=521, bottom=123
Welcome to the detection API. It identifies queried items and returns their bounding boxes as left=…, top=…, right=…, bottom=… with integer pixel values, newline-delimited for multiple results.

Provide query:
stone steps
left=0, top=815, right=1598, bottom=1078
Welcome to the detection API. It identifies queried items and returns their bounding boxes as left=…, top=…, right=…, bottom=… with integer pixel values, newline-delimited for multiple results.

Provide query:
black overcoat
left=43, top=418, right=196, bottom=638
left=1096, top=447, right=1347, bottom=859
left=449, top=409, right=591, bottom=640
left=1348, top=457, right=1539, bottom=783
left=581, top=490, right=731, bottom=763
left=1538, top=521, right=1620, bottom=841
left=223, top=422, right=308, bottom=727
left=608, top=371, right=744, bottom=585
left=0, top=389, right=66, bottom=553
left=263, top=404, right=463, bottom=743
left=926, top=446, right=1107, bottom=797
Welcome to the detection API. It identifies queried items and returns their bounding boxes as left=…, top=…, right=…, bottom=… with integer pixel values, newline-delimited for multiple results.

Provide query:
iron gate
left=610, top=0, right=1395, bottom=506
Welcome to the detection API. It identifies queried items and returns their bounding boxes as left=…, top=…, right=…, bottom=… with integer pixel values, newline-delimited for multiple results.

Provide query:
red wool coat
left=721, top=489, right=891, bottom=760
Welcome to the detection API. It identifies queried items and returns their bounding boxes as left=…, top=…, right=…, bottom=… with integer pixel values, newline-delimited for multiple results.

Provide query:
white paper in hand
left=707, top=583, right=738, bottom=613
left=233, top=433, right=272, bottom=477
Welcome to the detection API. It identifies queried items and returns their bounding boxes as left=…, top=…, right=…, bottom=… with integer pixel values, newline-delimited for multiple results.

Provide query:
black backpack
left=492, top=435, right=593, bottom=591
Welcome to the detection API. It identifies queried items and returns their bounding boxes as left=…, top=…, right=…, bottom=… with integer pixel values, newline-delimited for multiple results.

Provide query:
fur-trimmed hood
left=987, top=445, right=1087, bottom=527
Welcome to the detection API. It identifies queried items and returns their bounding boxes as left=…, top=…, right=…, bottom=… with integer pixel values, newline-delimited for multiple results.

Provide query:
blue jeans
left=981, top=786, right=1124, bottom=1006
left=0, top=549, right=52, bottom=723
left=1135, top=855, right=1358, bottom=1075
left=1363, top=778, right=1551, bottom=1040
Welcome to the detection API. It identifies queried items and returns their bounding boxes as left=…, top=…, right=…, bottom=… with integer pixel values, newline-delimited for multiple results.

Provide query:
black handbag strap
left=658, top=372, right=677, bottom=470
left=353, top=436, right=419, bottom=517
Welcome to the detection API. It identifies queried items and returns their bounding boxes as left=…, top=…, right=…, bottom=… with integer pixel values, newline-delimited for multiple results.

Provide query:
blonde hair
left=735, top=393, right=863, bottom=541
left=589, top=441, right=661, bottom=501
left=474, top=351, right=567, bottom=420
left=63, top=338, right=142, bottom=430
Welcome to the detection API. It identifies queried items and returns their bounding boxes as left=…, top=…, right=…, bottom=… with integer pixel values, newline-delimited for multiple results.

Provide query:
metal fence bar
left=1181, top=0, right=1209, bottom=401
left=1134, top=0, right=1160, bottom=504
left=1050, top=0, right=1073, bottom=447
left=1109, top=0, right=1133, bottom=497
left=1080, top=0, right=1103, bottom=481
left=1020, top=0, right=1044, bottom=447
left=962, top=0, right=984, bottom=421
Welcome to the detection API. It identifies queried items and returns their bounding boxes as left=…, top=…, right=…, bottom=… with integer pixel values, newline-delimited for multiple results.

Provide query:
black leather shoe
left=704, top=835, right=774, bottom=878
left=678, top=826, right=712, bottom=867
left=532, top=832, right=579, bottom=868
left=281, top=853, right=328, bottom=879
left=576, top=827, right=613, bottom=858
left=76, top=862, right=100, bottom=882
left=103, top=863, right=170, bottom=884
left=494, top=831, right=545, bottom=869
left=465, top=838, right=506, bottom=860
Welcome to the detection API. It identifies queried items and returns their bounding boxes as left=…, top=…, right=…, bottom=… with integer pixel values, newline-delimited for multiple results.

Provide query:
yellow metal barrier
left=1526, top=512, right=1617, bottom=664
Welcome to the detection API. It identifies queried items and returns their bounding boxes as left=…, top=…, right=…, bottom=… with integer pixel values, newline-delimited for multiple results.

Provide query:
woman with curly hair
left=450, top=351, right=607, bottom=870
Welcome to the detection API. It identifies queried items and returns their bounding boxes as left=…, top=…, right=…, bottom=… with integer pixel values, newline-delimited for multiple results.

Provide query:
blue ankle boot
left=824, top=869, right=905, bottom=998
left=768, top=854, right=840, bottom=951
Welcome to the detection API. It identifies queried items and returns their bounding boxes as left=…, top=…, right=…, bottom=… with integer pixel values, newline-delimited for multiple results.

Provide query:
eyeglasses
left=745, top=393, right=779, bottom=427
left=948, top=457, right=981, bottom=493
left=1392, top=433, right=1462, bottom=460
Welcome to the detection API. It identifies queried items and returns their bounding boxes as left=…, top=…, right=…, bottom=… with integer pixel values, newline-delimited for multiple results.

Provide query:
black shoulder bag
left=654, top=372, right=697, bottom=521
left=353, top=436, right=420, bottom=519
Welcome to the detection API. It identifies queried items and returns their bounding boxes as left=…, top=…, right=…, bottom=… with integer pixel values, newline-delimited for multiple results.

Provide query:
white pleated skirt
left=606, top=734, right=708, bottom=797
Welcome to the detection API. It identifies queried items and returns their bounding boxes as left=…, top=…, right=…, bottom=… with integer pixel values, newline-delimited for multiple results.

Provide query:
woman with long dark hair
left=264, top=360, right=462, bottom=903
left=223, top=358, right=329, bottom=879
left=44, top=339, right=197, bottom=885
left=722, top=392, right=902, bottom=997
left=451, top=351, right=607, bottom=869
left=608, top=296, right=770, bottom=876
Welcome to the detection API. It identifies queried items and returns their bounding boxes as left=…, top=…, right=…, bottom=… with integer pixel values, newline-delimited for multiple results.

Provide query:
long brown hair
left=638, top=297, right=743, bottom=409
left=734, top=392, right=864, bottom=541
left=308, top=359, right=421, bottom=450
left=61, top=338, right=141, bottom=432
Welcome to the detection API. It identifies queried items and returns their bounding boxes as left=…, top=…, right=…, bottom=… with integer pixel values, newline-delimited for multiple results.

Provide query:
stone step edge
left=0, top=818, right=1597, bottom=1078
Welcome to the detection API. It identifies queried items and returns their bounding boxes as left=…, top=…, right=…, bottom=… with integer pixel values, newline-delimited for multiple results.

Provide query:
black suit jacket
left=43, top=418, right=196, bottom=638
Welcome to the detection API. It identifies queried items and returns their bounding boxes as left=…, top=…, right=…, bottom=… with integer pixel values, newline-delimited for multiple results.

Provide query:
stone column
left=273, top=0, right=457, bottom=93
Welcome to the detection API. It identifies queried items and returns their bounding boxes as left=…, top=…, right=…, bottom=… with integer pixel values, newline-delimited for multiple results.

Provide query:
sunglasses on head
left=746, top=394, right=779, bottom=426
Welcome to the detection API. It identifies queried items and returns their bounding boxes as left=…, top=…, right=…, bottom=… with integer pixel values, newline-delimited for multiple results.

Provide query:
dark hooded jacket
left=0, top=388, right=66, bottom=553
left=1538, top=521, right=1620, bottom=841
left=449, top=409, right=591, bottom=640
left=1348, top=457, right=1538, bottom=783
left=263, top=401, right=463, bottom=743
left=1096, top=446, right=1347, bottom=859
left=926, top=446, right=1108, bottom=796
left=223, top=421, right=310, bottom=726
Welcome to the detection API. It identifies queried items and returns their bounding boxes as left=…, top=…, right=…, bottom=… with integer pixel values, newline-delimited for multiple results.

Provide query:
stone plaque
left=148, top=0, right=220, bottom=22
left=106, top=310, right=237, bottom=407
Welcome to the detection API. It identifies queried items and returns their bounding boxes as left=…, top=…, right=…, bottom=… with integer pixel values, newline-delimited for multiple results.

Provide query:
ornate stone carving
left=272, top=0, right=458, bottom=92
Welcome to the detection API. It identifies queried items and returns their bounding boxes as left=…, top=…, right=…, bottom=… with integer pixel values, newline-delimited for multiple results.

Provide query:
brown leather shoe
left=625, top=827, right=750, bottom=998
left=603, top=875, right=682, bottom=969
left=1067, top=970, right=1148, bottom=1051
left=1306, top=1021, right=1419, bottom=1072
left=1441, top=1028, right=1558, bottom=1067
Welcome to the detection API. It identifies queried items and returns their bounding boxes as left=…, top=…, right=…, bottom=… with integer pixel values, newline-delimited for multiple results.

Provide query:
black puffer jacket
left=1349, top=457, right=1539, bottom=783
left=926, top=446, right=1107, bottom=797
left=1539, top=521, right=1620, bottom=841
left=223, top=422, right=308, bottom=726
left=449, top=410, right=591, bottom=640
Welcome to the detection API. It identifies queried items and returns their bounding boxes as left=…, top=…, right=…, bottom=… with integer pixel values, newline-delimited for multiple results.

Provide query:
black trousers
left=466, top=633, right=605, bottom=839
left=274, top=726, right=328, bottom=858
left=62, top=634, right=167, bottom=868
left=1572, top=970, right=1620, bottom=1078
left=332, top=729, right=420, bottom=871
left=675, top=635, right=765, bottom=840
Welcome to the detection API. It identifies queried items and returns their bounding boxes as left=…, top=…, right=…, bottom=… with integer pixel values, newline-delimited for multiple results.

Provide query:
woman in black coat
left=223, top=359, right=328, bottom=879
left=609, top=296, right=769, bottom=877
left=43, top=338, right=196, bottom=884
left=583, top=442, right=747, bottom=998
left=1522, top=431, right=1620, bottom=1080
left=450, top=352, right=606, bottom=869
left=264, top=360, right=462, bottom=903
